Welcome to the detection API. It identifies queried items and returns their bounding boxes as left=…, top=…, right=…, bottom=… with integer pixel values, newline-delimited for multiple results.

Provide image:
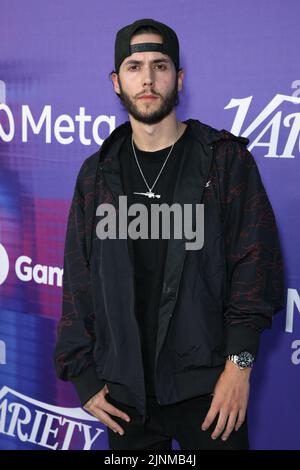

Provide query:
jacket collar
left=98, top=118, right=249, bottom=170
left=86, top=118, right=249, bottom=265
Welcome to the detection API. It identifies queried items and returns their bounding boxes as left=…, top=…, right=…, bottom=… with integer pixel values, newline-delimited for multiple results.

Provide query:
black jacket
left=53, top=119, right=285, bottom=420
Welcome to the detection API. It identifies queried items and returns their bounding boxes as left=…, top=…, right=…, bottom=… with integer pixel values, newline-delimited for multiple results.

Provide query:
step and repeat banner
left=0, top=0, right=299, bottom=450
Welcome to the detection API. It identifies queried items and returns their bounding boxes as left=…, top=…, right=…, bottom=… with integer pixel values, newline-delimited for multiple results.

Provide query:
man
left=53, top=19, right=285, bottom=450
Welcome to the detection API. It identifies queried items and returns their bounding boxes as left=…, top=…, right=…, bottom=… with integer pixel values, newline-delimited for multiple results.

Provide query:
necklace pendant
left=133, top=191, right=161, bottom=199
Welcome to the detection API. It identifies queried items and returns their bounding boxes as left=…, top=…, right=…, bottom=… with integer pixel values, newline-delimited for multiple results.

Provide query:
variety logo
left=285, top=288, right=300, bottom=334
left=0, top=341, right=6, bottom=365
left=0, top=80, right=6, bottom=104
left=286, top=288, right=300, bottom=365
left=0, top=387, right=104, bottom=450
left=0, top=243, right=62, bottom=287
left=226, top=93, right=300, bottom=158
left=291, top=340, right=300, bottom=365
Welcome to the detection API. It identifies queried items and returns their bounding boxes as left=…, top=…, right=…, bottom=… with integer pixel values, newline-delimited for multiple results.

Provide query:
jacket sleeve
left=218, top=140, right=285, bottom=358
left=53, top=160, right=105, bottom=406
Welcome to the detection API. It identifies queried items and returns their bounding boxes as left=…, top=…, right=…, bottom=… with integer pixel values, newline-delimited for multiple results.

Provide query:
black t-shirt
left=119, top=124, right=190, bottom=396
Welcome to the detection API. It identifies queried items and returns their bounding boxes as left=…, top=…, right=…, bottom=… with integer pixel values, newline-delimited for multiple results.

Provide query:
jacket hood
left=187, top=118, right=249, bottom=146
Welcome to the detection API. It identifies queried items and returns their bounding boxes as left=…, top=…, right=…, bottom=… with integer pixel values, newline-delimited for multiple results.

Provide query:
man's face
left=112, top=33, right=184, bottom=124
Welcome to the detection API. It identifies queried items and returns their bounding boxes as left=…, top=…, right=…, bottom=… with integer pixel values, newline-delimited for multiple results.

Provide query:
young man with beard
left=54, top=19, right=284, bottom=450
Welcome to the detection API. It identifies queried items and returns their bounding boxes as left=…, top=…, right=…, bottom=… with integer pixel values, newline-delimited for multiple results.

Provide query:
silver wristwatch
left=227, top=351, right=255, bottom=369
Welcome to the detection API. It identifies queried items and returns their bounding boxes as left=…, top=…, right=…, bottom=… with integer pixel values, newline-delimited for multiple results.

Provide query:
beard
left=117, top=76, right=180, bottom=125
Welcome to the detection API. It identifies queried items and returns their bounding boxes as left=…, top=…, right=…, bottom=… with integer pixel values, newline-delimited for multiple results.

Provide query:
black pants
left=106, top=393, right=250, bottom=450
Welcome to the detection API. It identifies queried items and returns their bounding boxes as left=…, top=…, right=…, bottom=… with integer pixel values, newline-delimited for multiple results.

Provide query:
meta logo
left=0, top=104, right=115, bottom=146
left=0, top=243, right=63, bottom=287
left=0, top=387, right=104, bottom=450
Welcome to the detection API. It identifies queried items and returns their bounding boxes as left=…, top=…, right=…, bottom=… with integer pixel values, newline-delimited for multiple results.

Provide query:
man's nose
left=142, top=65, right=154, bottom=86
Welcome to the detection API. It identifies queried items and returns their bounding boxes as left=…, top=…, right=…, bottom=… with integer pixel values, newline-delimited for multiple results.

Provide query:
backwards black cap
left=114, top=18, right=180, bottom=73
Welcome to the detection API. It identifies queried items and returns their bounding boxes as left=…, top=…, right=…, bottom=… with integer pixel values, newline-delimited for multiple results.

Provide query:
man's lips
left=138, top=94, right=158, bottom=100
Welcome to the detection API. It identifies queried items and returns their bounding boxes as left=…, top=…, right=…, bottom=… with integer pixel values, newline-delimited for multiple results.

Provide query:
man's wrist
left=225, top=357, right=253, bottom=377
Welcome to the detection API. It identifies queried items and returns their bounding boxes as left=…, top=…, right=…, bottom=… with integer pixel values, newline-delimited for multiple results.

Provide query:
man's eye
left=128, top=64, right=167, bottom=71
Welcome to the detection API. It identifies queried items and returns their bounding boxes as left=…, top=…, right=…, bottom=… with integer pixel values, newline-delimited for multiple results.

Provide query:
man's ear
left=111, top=72, right=121, bottom=94
left=177, top=68, right=184, bottom=92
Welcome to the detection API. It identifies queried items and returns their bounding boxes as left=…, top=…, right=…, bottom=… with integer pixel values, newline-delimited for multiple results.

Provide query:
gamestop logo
left=0, top=243, right=62, bottom=287
left=0, top=387, right=104, bottom=450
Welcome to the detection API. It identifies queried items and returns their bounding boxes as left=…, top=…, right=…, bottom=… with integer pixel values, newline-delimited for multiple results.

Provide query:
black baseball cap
left=114, top=18, right=180, bottom=73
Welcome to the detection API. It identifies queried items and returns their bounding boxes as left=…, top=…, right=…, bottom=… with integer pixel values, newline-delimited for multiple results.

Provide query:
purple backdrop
left=0, top=0, right=299, bottom=450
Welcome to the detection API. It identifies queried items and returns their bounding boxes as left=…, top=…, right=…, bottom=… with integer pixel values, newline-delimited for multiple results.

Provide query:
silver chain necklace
left=131, top=122, right=180, bottom=199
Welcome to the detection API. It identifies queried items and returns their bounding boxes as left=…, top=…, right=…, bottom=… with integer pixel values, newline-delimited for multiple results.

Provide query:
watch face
left=237, top=351, right=254, bottom=368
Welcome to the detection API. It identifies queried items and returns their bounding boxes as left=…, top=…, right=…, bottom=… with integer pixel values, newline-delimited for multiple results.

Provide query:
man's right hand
left=83, top=384, right=131, bottom=435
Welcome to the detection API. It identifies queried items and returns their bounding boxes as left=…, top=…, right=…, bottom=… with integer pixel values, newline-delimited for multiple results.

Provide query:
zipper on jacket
left=155, top=143, right=217, bottom=405
left=99, top=164, right=147, bottom=414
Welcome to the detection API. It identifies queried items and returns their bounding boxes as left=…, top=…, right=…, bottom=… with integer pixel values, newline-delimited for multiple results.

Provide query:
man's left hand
left=201, top=359, right=251, bottom=441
